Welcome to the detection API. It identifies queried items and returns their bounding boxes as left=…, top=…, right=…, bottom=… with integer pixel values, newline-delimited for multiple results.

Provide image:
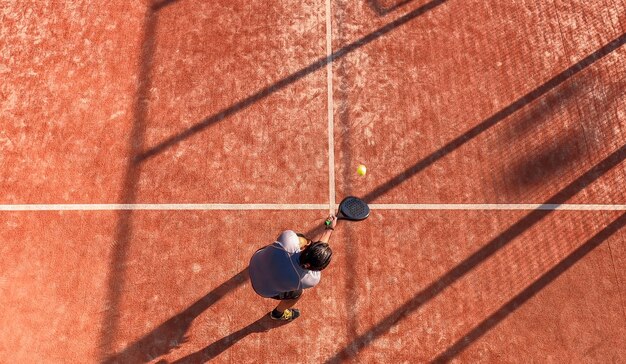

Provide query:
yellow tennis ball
left=357, top=164, right=367, bottom=176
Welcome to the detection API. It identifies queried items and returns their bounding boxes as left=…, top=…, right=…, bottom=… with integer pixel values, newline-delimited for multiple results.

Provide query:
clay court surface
left=2, top=0, right=626, bottom=363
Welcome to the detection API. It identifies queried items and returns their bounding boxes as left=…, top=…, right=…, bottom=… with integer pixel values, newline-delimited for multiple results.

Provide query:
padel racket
left=326, top=196, right=370, bottom=225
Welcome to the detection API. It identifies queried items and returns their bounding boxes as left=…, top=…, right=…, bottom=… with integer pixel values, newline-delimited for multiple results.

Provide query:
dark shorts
left=271, top=289, right=303, bottom=300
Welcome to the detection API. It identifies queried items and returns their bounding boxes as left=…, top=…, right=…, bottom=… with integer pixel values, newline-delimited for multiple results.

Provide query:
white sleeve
left=276, top=230, right=300, bottom=253
left=301, top=271, right=321, bottom=289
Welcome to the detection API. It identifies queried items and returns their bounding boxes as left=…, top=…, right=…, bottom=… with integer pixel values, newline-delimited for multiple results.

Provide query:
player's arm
left=314, top=215, right=337, bottom=243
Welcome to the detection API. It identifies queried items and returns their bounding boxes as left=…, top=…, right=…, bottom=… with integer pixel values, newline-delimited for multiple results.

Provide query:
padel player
left=249, top=215, right=337, bottom=321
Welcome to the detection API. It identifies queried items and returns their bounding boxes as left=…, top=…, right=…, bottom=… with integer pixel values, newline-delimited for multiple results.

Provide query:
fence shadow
left=98, top=4, right=160, bottom=360
left=135, top=0, right=449, bottom=162
left=323, top=36, right=626, bottom=361
left=326, top=140, right=626, bottom=362
left=362, top=31, right=626, bottom=204
left=366, top=0, right=418, bottom=16
left=432, top=211, right=626, bottom=362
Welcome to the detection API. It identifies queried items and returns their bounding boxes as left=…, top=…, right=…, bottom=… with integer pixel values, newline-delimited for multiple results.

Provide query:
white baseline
left=1, top=204, right=626, bottom=211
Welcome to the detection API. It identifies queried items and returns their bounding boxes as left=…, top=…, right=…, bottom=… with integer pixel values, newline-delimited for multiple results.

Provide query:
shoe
left=270, top=308, right=300, bottom=321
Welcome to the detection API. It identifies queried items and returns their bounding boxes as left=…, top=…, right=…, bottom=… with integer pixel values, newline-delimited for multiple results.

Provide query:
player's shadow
left=161, top=224, right=327, bottom=363
left=103, top=268, right=249, bottom=363
left=103, top=224, right=324, bottom=364
left=164, top=314, right=290, bottom=363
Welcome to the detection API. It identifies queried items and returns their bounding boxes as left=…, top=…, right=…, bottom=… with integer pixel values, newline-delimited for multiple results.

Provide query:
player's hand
left=325, top=214, right=337, bottom=229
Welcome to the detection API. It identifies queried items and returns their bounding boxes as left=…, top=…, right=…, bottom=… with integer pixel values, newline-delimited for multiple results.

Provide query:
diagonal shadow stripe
left=366, top=0, right=417, bottom=16
left=326, top=142, right=626, bottom=362
left=432, top=211, right=626, bottom=363
left=151, top=0, right=179, bottom=11
left=135, top=0, right=448, bottom=162
left=362, top=31, right=626, bottom=204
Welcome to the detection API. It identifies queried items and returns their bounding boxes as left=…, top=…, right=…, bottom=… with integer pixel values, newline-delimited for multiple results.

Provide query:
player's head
left=299, top=241, right=332, bottom=271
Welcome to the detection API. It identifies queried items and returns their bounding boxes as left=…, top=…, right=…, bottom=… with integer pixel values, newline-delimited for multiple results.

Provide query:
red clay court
left=1, top=0, right=626, bottom=363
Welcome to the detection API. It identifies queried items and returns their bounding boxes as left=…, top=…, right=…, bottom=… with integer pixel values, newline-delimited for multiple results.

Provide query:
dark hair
left=299, top=242, right=332, bottom=271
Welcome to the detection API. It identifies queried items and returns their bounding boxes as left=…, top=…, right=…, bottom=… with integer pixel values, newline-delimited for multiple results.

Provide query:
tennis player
left=249, top=215, right=337, bottom=321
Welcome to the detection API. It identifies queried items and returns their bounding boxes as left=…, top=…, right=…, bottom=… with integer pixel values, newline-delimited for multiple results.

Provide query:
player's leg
left=271, top=289, right=303, bottom=321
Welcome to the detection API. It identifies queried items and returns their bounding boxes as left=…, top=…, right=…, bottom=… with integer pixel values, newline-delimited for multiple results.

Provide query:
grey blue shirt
left=249, top=230, right=321, bottom=298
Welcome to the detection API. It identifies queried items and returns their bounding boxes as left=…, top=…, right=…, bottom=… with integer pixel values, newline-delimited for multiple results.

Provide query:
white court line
left=1, top=204, right=626, bottom=211
left=325, top=0, right=335, bottom=214
left=369, top=204, right=626, bottom=210
left=0, top=204, right=329, bottom=211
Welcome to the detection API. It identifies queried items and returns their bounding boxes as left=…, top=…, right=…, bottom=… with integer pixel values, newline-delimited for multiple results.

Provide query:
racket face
left=338, top=196, right=370, bottom=221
